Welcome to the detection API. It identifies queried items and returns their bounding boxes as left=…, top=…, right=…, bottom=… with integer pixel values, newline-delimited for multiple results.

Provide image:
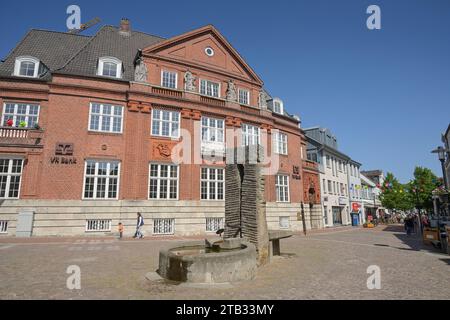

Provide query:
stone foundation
left=0, top=199, right=322, bottom=237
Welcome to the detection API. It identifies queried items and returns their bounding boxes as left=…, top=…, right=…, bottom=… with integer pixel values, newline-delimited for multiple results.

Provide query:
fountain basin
left=157, top=240, right=257, bottom=283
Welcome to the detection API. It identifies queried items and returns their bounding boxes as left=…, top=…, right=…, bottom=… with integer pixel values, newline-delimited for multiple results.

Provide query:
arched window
left=14, top=56, right=40, bottom=78
left=97, top=57, right=122, bottom=79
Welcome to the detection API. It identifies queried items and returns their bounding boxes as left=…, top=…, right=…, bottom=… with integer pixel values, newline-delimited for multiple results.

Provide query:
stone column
left=224, top=164, right=242, bottom=239
left=224, top=146, right=270, bottom=266
left=241, top=164, right=269, bottom=266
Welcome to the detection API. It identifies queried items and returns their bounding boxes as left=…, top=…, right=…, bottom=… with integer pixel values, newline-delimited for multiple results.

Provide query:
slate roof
left=56, top=26, right=164, bottom=81
left=0, top=26, right=164, bottom=82
left=0, top=30, right=91, bottom=80
left=0, top=24, right=297, bottom=121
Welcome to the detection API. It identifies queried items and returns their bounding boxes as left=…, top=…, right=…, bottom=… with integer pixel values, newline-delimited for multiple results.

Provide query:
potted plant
left=6, top=119, right=13, bottom=127
left=18, top=121, right=27, bottom=128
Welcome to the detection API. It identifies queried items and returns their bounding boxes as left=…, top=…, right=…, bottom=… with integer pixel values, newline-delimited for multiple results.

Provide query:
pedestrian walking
left=118, top=222, right=124, bottom=239
left=133, top=212, right=145, bottom=239
left=405, top=215, right=414, bottom=236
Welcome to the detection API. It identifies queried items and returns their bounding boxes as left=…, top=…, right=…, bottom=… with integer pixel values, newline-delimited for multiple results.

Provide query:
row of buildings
left=0, top=20, right=385, bottom=237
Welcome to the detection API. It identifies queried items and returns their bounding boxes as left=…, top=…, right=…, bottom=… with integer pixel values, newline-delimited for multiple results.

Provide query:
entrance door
left=332, top=207, right=342, bottom=225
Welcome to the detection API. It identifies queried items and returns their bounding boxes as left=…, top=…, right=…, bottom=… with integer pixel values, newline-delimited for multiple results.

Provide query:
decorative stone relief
left=184, top=70, right=196, bottom=92
left=156, top=143, right=171, bottom=158
left=226, top=80, right=237, bottom=102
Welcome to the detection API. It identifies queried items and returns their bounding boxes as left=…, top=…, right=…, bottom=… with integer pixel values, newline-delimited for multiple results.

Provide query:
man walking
left=134, top=212, right=145, bottom=239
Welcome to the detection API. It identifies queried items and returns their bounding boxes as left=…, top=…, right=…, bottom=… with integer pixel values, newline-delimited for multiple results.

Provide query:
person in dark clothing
left=405, top=216, right=414, bottom=236
left=133, top=212, right=144, bottom=239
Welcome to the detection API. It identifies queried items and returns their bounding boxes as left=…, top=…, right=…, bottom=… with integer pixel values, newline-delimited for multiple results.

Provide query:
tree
left=379, top=172, right=413, bottom=211
left=407, top=166, right=440, bottom=212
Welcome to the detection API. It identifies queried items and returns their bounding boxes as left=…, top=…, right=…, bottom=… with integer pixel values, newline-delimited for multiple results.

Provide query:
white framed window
left=200, top=79, right=220, bottom=98
left=153, top=218, right=175, bottom=235
left=326, top=155, right=331, bottom=168
left=273, top=131, right=288, bottom=155
left=201, top=116, right=225, bottom=156
left=242, top=123, right=260, bottom=146
left=276, top=174, right=290, bottom=202
left=85, top=219, right=111, bottom=232
left=97, top=57, right=122, bottom=78
left=149, top=164, right=179, bottom=200
left=14, top=56, right=40, bottom=78
left=0, top=158, right=23, bottom=199
left=89, top=103, right=123, bottom=133
left=83, top=160, right=120, bottom=200
left=272, top=98, right=284, bottom=114
left=206, top=217, right=224, bottom=232
left=0, top=220, right=8, bottom=233
left=151, top=109, right=180, bottom=138
left=2, top=103, right=40, bottom=128
left=161, top=70, right=177, bottom=89
left=201, top=167, right=224, bottom=200
left=238, top=88, right=250, bottom=105
left=279, top=216, right=290, bottom=229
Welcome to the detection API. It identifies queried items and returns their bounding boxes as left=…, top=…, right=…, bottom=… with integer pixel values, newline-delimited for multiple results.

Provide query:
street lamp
left=431, top=146, right=450, bottom=190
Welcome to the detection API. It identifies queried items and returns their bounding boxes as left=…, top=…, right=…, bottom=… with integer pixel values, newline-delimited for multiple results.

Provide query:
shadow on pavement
left=380, top=225, right=405, bottom=233
left=375, top=224, right=448, bottom=256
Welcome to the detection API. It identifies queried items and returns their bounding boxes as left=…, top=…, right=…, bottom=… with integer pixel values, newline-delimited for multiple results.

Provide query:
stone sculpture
left=134, top=59, right=148, bottom=82
left=226, top=80, right=237, bottom=102
left=184, top=70, right=196, bottom=91
left=224, top=145, right=269, bottom=266
left=258, top=90, right=268, bottom=109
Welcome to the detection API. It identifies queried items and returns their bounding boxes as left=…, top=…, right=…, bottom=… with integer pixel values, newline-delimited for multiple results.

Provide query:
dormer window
left=14, top=56, right=40, bottom=78
left=97, top=57, right=122, bottom=79
left=273, top=98, right=284, bottom=114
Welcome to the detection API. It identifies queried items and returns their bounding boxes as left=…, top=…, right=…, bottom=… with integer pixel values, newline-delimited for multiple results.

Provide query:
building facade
left=347, top=159, right=363, bottom=224
left=360, top=170, right=385, bottom=219
left=443, top=124, right=450, bottom=189
left=305, top=127, right=356, bottom=227
left=0, top=21, right=321, bottom=237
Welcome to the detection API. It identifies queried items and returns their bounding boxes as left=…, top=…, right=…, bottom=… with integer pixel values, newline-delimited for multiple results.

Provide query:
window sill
left=150, top=135, right=181, bottom=141
left=87, top=130, right=123, bottom=136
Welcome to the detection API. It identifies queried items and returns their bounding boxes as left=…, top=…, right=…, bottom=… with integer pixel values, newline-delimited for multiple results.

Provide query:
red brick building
left=0, top=20, right=321, bottom=236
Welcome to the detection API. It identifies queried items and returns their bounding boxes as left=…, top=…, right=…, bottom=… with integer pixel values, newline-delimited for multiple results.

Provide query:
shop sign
left=352, top=202, right=361, bottom=212
left=50, top=143, right=77, bottom=165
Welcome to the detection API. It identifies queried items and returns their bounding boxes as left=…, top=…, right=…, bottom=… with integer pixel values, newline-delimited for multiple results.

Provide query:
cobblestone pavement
left=0, top=225, right=449, bottom=300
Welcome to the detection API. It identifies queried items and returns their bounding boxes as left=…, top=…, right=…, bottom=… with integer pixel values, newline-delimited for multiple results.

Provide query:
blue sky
left=1, top=0, right=449, bottom=183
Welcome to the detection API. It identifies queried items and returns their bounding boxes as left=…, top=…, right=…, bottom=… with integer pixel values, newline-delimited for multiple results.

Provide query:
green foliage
left=379, top=172, right=413, bottom=211
left=380, top=167, right=441, bottom=212
left=407, top=166, right=440, bottom=211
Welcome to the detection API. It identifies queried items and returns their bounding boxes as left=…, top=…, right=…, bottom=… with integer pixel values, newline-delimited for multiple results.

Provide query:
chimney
left=119, top=18, right=131, bottom=36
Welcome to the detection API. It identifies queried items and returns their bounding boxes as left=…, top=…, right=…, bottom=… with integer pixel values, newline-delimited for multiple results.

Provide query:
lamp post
left=431, top=146, right=449, bottom=190
left=432, top=146, right=450, bottom=219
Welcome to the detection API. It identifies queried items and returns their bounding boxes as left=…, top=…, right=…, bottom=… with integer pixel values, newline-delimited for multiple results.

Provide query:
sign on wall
left=50, top=143, right=77, bottom=165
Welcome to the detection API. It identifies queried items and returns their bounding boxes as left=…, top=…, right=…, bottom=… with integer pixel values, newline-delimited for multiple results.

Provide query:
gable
left=142, top=25, right=262, bottom=85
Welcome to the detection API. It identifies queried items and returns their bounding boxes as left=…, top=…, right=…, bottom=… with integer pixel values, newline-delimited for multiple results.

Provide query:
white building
left=305, top=127, right=357, bottom=227
left=360, top=170, right=385, bottom=220
left=348, top=159, right=363, bottom=225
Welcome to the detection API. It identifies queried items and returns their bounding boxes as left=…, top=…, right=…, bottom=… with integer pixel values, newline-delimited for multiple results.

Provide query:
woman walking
left=133, top=212, right=145, bottom=239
